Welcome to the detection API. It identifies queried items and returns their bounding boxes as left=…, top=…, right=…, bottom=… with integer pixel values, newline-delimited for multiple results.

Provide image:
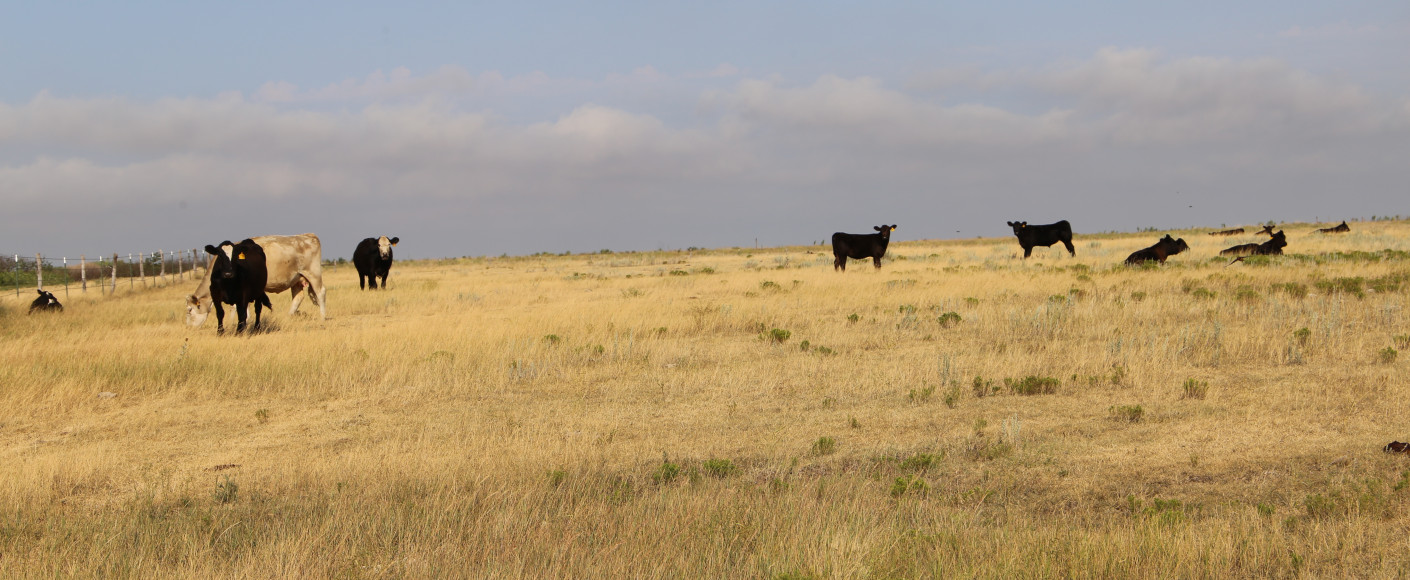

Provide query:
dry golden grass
left=3, top=220, right=1410, bottom=578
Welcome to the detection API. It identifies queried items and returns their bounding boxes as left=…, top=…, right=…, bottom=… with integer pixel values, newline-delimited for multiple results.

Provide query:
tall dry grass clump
left=2, top=220, right=1410, bottom=577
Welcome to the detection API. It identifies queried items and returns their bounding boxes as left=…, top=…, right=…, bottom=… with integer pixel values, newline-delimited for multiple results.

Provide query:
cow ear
left=37, top=289, right=44, bottom=295
left=205, top=245, right=220, bottom=255
left=187, top=295, right=199, bottom=306
left=874, top=226, right=883, bottom=232
left=390, top=237, right=399, bottom=245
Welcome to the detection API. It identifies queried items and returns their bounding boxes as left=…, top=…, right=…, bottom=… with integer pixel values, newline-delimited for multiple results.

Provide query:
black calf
left=353, top=236, right=399, bottom=289
left=832, top=225, right=896, bottom=271
left=28, top=289, right=63, bottom=314
left=1007, top=220, right=1075, bottom=258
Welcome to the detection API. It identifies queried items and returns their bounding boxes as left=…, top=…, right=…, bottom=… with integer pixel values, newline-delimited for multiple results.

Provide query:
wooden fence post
left=62, top=257, right=69, bottom=298
left=112, top=253, right=119, bottom=293
left=35, top=253, right=43, bottom=290
left=81, top=255, right=87, bottom=293
left=11, top=254, right=18, bottom=297
left=138, top=252, right=145, bottom=288
left=158, top=249, right=166, bottom=287
left=127, top=253, right=133, bottom=290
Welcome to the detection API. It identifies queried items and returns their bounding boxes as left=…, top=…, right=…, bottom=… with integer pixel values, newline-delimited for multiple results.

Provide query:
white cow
left=186, top=233, right=328, bottom=327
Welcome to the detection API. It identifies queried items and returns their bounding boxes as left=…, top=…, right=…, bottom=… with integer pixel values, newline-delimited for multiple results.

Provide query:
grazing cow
left=186, top=233, right=329, bottom=328
left=1220, top=230, right=1287, bottom=257
left=204, top=239, right=273, bottom=334
left=1007, top=220, right=1075, bottom=258
left=1125, top=235, right=1190, bottom=265
left=353, top=236, right=399, bottom=289
left=28, top=289, right=63, bottom=314
left=832, top=225, right=896, bottom=271
left=1255, top=224, right=1276, bottom=237
left=1207, top=228, right=1245, bottom=236
left=1314, top=221, right=1350, bottom=234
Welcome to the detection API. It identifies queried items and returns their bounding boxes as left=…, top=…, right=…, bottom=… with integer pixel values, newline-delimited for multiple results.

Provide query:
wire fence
left=2, top=249, right=209, bottom=303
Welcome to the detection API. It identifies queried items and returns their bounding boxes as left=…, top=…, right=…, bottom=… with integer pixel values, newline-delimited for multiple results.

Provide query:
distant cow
left=204, top=239, right=273, bottom=334
left=353, top=236, right=399, bottom=290
left=832, top=225, right=896, bottom=271
left=28, top=289, right=63, bottom=314
left=1207, top=228, right=1245, bottom=236
left=1125, top=235, right=1190, bottom=265
left=1255, top=224, right=1276, bottom=237
left=1314, top=221, right=1350, bottom=234
left=1220, top=230, right=1287, bottom=257
left=1007, top=220, right=1075, bottom=258
left=187, top=233, right=329, bottom=328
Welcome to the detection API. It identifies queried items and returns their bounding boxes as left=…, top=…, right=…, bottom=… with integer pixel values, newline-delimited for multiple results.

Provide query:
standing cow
left=832, top=225, right=896, bottom=271
left=28, top=289, right=63, bottom=314
left=353, top=236, right=399, bottom=290
left=1007, top=220, right=1076, bottom=258
left=186, top=233, right=329, bottom=328
left=204, top=239, right=273, bottom=334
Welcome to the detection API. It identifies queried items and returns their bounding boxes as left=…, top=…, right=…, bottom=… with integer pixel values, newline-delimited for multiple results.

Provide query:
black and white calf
left=204, top=239, right=273, bottom=334
left=353, top=236, right=399, bottom=290
left=28, top=289, right=63, bottom=314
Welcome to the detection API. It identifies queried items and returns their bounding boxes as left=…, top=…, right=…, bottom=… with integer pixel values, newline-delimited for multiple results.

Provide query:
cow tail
left=259, top=292, right=273, bottom=309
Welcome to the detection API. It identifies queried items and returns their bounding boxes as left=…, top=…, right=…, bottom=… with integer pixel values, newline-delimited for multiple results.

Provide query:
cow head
left=206, top=241, right=239, bottom=281
left=1268, top=230, right=1287, bottom=249
left=377, top=236, right=399, bottom=259
left=1007, top=221, right=1028, bottom=234
left=873, top=225, right=895, bottom=240
left=30, top=289, right=62, bottom=313
left=1169, top=237, right=1190, bottom=255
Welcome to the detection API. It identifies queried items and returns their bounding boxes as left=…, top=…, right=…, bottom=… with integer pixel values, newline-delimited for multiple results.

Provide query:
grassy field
left=3, top=220, right=1410, bottom=578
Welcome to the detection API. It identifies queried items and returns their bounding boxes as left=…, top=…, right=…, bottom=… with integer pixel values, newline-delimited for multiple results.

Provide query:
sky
left=2, top=1, right=1408, bottom=259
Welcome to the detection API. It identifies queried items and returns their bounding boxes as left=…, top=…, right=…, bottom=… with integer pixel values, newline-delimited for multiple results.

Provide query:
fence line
left=3, top=248, right=207, bottom=302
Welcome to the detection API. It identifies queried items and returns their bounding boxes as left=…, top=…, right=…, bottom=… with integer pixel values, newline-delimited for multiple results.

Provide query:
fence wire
left=2, top=249, right=209, bottom=303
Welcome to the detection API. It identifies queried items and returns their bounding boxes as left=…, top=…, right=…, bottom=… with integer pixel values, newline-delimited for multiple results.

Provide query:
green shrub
left=1293, top=327, right=1311, bottom=345
left=798, top=340, right=811, bottom=351
left=890, top=475, right=929, bottom=498
left=1109, top=404, right=1144, bottom=423
left=1191, top=288, right=1216, bottom=300
left=908, top=384, right=935, bottom=403
left=971, top=376, right=996, bottom=398
left=693, top=266, right=716, bottom=274
left=811, top=436, right=837, bottom=456
left=543, top=334, right=562, bottom=345
left=1379, top=347, right=1398, bottom=364
left=668, top=270, right=689, bottom=276
left=898, top=304, right=917, bottom=315
left=936, top=312, right=962, bottom=327
left=763, top=328, right=791, bottom=343
left=1181, top=378, right=1208, bottom=400
left=1130, top=291, right=1147, bottom=302
left=255, top=409, right=270, bottom=424
left=1273, top=282, right=1308, bottom=299
left=1395, top=335, right=1410, bottom=350
left=899, top=453, right=941, bottom=472
left=942, top=384, right=961, bottom=409
left=653, top=462, right=681, bottom=484
left=1006, top=375, right=1060, bottom=395
left=547, top=469, right=568, bottom=487
left=846, top=313, right=860, bottom=324
left=760, top=280, right=782, bottom=291
left=702, top=459, right=736, bottom=478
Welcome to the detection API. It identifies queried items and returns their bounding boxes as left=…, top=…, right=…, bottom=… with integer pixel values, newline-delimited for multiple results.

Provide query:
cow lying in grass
left=28, top=289, right=63, bottom=314
left=1207, top=228, right=1244, bottom=236
left=1125, top=235, right=1190, bottom=265
left=832, top=225, right=896, bottom=271
left=1007, top=220, right=1075, bottom=258
left=1314, top=221, right=1350, bottom=234
left=204, top=239, right=273, bottom=334
left=1221, top=230, right=1287, bottom=257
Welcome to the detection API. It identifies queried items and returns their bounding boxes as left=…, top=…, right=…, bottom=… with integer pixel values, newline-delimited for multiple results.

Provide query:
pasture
left=3, top=220, right=1410, bottom=577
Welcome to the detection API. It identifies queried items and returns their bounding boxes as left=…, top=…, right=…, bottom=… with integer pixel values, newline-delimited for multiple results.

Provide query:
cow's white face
left=377, top=236, right=392, bottom=259
left=186, top=294, right=210, bottom=327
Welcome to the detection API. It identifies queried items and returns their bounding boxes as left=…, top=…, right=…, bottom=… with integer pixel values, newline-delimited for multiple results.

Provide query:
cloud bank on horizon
left=3, top=12, right=1409, bottom=259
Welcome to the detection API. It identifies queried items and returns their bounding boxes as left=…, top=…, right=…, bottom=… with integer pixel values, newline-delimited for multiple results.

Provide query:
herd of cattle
left=828, top=219, right=1348, bottom=272
left=22, top=222, right=1354, bottom=331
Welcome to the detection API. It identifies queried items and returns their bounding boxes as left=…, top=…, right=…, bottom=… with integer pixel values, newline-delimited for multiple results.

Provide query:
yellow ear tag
left=237, top=252, right=246, bottom=260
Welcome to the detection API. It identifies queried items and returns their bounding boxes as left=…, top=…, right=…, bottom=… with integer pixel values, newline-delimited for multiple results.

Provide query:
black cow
left=1125, top=235, right=1190, bottom=265
left=1255, top=224, right=1276, bottom=237
left=1207, top=228, right=1244, bottom=236
left=1007, top=220, right=1075, bottom=258
left=204, top=239, right=273, bottom=334
left=353, top=236, right=399, bottom=289
left=832, top=225, right=896, bottom=271
left=1220, top=230, right=1287, bottom=257
left=1314, top=221, right=1350, bottom=234
left=28, top=289, right=63, bottom=314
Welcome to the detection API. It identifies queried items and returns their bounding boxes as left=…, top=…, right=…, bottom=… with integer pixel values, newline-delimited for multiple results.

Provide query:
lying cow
left=1314, top=221, right=1350, bottom=234
left=187, top=233, right=329, bottom=328
left=832, top=225, right=896, bottom=271
left=1007, top=220, right=1075, bottom=258
left=205, top=239, right=273, bottom=334
left=1220, top=230, right=1287, bottom=256
left=28, top=289, right=63, bottom=314
left=1255, top=224, right=1276, bottom=237
left=353, top=236, right=399, bottom=289
left=1125, top=235, right=1190, bottom=265
left=1207, top=228, right=1244, bottom=236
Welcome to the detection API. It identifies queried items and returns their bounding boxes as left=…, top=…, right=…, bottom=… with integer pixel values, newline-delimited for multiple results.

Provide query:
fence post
left=81, top=255, right=87, bottom=293
left=138, top=252, right=145, bottom=288
left=112, top=253, right=119, bottom=293
left=36, top=253, right=43, bottom=290
left=63, top=257, right=69, bottom=298
left=12, top=254, right=17, bottom=297
left=158, top=249, right=166, bottom=287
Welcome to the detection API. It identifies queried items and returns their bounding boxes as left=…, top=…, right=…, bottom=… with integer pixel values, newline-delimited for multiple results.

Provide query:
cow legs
left=1062, top=238, right=1076, bottom=257
left=304, top=273, right=329, bottom=319
left=235, top=295, right=249, bottom=334
left=213, top=301, right=226, bottom=334
left=834, top=255, right=845, bottom=271
left=289, top=280, right=307, bottom=316
left=872, top=256, right=882, bottom=269
left=368, top=275, right=378, bottom=290
left=1022, top=246, right=1033, bottom=258
left=358, top=274, right=367, bottom=290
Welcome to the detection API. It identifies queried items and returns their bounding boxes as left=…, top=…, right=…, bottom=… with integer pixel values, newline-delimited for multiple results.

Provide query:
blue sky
left=2, top=1, right=1407, bottom=258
